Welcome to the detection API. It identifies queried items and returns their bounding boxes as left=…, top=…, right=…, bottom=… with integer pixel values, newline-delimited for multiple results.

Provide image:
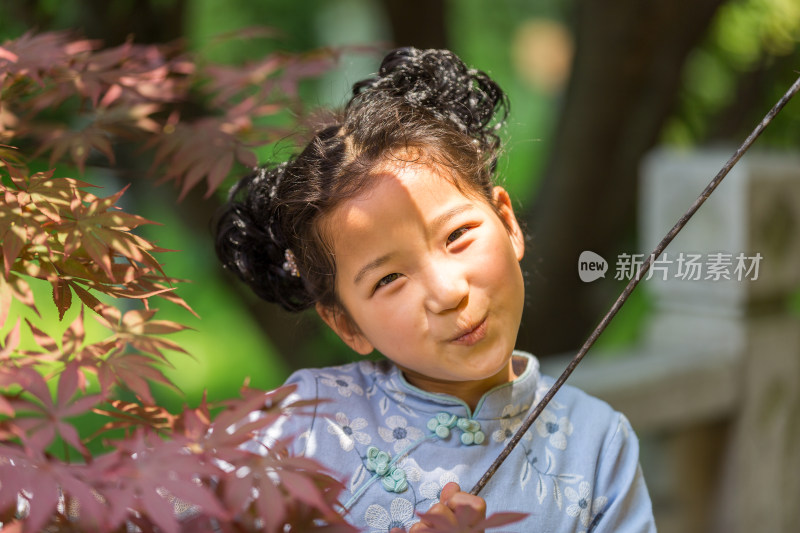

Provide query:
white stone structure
left=542, top=148, right=800, bottom=533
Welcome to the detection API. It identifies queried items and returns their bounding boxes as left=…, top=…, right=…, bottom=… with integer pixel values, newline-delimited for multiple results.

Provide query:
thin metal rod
left=470, top=73, right=800, bottom=496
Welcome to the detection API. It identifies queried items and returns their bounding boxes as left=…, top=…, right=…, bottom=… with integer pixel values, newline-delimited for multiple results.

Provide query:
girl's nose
left=424, top=260, right=469, bottom=314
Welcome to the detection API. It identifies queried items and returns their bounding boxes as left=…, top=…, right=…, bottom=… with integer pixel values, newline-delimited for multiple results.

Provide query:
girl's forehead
left=343, top=163, right=469, bottom=216
left=322, top=163, right=477, bottom=240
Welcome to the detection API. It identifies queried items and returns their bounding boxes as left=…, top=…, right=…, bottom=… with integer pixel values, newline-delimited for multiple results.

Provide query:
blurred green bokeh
left=2, top=0, right=799, bottom=414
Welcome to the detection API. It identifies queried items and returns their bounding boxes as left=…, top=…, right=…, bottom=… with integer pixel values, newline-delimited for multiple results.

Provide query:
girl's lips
left=450, top=317, right=488, bottom=346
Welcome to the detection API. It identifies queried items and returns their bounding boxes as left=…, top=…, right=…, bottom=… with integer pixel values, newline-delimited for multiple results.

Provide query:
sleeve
left=589, top=413, right=657, bottom=533
left=240, top=369, right=320, bottom=458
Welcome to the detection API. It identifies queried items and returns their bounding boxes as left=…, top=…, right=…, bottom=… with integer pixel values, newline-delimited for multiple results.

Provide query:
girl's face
left=317, top=160, right=525, bottom=407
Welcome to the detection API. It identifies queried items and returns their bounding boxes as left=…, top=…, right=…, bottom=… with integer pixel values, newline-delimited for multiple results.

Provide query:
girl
left=215, top=48, right=656, bottom=532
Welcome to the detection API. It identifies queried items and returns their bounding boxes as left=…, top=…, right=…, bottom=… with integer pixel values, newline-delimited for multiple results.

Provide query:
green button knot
left=381, top=465, right=409, bottom=493
left=365, top=446, right=392, bottom=476
left=365, top=446, right=407, bottom=493
left=427, top=412, right=458, bottom=438
left=457, top=418, right=485, bottom=445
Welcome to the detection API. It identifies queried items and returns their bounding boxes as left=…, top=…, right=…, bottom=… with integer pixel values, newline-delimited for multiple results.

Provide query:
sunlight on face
left=317, top=160, right=525, bottom=407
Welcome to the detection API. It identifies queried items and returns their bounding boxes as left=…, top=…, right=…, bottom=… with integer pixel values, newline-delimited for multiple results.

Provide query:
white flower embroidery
left=492, top=403, right=526, bottom=443
left=364, top=497, right=416, bottom=532
left=535, top=409, right=573, bottom=450
left=420, top=471, right=460, bottom=506
left=378, top=415, right=424, bottom=454
left=384, top=377, right=408, bottom=405
left=565, top=481, right=607, bottom=527
left=358, top=360, right=377, bottom=375
left=326, top=412, right=371, bottom=451
left=535, top=383, right=565, bottom=409
left=397, top=457, right=422, bottom=483
left=319, top=373, right=364, bottom=398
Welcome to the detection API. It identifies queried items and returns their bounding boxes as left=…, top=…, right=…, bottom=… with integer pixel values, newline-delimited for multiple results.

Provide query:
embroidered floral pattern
left=521, top=446, right=583, bottom=509
left=358, top=360, right=377, bottom=375
left=378, top=415, right=424, bottom=454
left=274, top=353, right=643, bottom=532
left=420, top=471, right=460, bottom=506
left=396, top=457, right=423, bottom=484
left=535, top=409, right=574, bottom=450
left=534, top=382, right=566, bottom=410
left=383, top=377, right=415, bottom=417
left=327, top=412, right=371, bottom=451
left=364, top=497, right=417, bottom=532
left=492, top=403, right=530, bottom=443
left=565, top=481, right=607, bottom=528
left=319, top=372, right=364, bottom=398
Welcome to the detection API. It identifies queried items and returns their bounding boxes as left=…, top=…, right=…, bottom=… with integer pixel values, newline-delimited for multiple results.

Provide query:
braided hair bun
left=214, top=164, right=312, bottom=312
left=351, top=47, right=508, bottom=155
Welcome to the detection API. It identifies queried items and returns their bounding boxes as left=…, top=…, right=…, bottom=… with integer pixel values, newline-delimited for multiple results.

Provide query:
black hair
left=214, top=47, right=509, bottom=312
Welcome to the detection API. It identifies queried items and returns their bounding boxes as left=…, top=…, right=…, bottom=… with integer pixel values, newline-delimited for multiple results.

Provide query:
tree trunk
left=385, top=0, right=448, bottom=49
left=79, top=0, right=187, bottom=44
left=519, top=0, right=726, bottom=356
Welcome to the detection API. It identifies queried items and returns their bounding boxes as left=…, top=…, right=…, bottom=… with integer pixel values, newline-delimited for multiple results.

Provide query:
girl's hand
left=390, top=482, right=488, bottom=533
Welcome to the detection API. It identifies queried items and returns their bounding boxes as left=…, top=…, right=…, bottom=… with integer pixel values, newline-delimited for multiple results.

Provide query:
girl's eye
left=447, top=226, right=471, bottom=244
left=375, top=273, right=400, bottom=291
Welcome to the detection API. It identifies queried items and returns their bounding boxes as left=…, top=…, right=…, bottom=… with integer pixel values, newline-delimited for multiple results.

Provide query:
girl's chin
left=403, top=359, right=515, bottom=389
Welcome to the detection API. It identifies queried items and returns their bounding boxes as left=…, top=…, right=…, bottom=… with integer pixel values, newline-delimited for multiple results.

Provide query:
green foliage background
left=2, top=0, right=799, bottom=414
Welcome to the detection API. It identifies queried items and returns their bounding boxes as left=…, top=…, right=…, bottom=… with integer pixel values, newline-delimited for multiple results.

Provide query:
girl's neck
left=398, top=360, right=519, bottom=411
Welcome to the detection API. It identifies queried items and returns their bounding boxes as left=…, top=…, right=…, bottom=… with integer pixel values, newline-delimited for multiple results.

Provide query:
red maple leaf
left=0, top=31, right=93, bottom=86
left=0, top=445, right=108, bottom=532
left=88, top=431, right=228, bottom=533
left=10, top=362, right=104, bottom=458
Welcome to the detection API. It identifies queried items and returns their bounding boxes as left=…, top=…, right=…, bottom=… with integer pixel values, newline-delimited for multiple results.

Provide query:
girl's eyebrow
left=430, top=203, right=474, bottom=234
left=354, top=254, right=393, bottom=285
left=353, top=204, right=475, bottom=286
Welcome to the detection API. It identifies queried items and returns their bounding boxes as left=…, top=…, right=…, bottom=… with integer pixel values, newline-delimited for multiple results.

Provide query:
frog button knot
left=365, top=446, right=408, bottom=493
left=381, top=465, right=409, bottom=493
left=456, top=418, right=485, bottom=445
left=365, top=446, right=392, bottom=476
left=427, top=412, right=459, bottom=438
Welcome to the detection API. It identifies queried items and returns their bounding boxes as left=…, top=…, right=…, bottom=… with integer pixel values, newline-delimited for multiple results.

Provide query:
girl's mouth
left=450, top=317, right=488, bottom=346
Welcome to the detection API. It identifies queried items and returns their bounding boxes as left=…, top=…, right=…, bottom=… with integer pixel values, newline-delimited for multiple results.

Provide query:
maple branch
left=470, top=72, right=800, bottom=497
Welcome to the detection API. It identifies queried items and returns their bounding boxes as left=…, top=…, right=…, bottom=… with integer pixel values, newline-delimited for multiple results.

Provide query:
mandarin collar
left=371, top=351, right=540, bottom=420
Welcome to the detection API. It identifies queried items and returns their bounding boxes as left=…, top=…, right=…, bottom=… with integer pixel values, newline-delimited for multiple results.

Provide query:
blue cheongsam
left=246, top=351, right=657, bottom=532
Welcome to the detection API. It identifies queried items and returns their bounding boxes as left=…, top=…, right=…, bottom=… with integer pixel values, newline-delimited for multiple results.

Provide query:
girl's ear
left=492, top=186, right=525, bottom=261
left=315, top=302, right=374, bottom=355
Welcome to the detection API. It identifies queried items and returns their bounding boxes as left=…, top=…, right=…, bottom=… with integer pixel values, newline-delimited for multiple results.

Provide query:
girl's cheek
left=374, top=291, right=411, bottom=319
left=476, top=236, right=506, bottom=266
